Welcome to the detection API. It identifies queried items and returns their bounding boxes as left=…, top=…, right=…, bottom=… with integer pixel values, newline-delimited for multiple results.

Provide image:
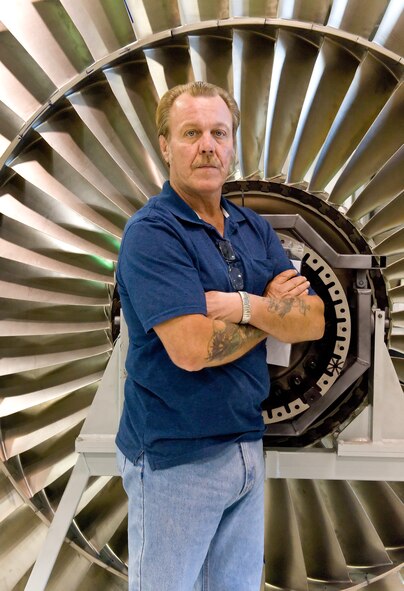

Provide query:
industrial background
left=0, top=0, right=403, bottom=590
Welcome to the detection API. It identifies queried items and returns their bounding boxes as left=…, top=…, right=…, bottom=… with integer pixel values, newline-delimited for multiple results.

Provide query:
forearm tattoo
left=266, top=296, right=310, bottom=318
left=206, top=323, right=263, bottom=362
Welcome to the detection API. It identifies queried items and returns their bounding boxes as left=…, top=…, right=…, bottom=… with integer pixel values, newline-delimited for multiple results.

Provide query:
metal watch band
left=238, top=291, right=251, bottom=324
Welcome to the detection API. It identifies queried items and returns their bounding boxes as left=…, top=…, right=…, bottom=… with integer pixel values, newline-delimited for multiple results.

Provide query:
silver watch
left=238, top=291, right=251, bottom=324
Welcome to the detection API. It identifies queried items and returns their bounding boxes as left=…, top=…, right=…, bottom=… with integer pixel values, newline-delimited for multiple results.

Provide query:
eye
left=214, top=129, right=227, bottom=138
left=185, top=129, right=197, bottom=138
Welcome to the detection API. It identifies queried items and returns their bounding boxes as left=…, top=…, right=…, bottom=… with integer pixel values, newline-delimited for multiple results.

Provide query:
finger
left=289, top=280, right=310, bottom=294
left=284, top=275, right=308, bottom=288
left=273, top=269, right=298, bottom=283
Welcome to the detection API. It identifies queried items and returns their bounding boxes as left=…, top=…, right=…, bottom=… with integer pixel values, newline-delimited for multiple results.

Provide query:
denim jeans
left=116, top=439, right=265, bottom=591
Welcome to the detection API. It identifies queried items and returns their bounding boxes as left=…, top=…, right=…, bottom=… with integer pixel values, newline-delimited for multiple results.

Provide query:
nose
left=199, top=132, right=214, bottom=153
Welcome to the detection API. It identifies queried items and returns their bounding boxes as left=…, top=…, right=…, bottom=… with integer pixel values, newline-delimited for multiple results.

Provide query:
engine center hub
left=222, top=180, right=388, bottom=447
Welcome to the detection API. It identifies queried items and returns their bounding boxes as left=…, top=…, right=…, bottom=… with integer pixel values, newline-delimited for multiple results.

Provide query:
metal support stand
left=24, top=325, right=127, bottom=591
left=266, top=309, right=404, bottom=481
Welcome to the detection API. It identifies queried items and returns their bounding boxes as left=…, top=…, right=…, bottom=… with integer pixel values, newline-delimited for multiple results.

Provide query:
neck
left=171, top=182, right=221, bottom=215
left=170, top=181, right=225, bottom=235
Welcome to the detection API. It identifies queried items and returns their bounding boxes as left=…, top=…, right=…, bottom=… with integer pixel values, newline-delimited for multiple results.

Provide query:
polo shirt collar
left=159, top=181, right=246, bottom=226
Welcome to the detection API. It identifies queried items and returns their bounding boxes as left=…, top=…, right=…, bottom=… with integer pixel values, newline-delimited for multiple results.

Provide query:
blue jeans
left=116, top=440, right=265, bottom=591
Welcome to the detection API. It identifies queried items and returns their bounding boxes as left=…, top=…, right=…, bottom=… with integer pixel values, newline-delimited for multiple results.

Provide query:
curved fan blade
left=188, top=33, right=233, bottom=91
left=232, top=29, right=274, bottom=177
left=309, top=54, right=398, bottom=193
left=263, top=29, right=318, bottom=178
left=327, top=0, right=388, bottom=37
left=124, top=0, right=180, bottom=39
left=384, top=257, right=404, bottom=282
left=391, top=355, right=404, bottom=383
left=330, top=82, right=404, bottom=205
left=287, top=37, right=359, bottom=184
left=361, top=192, right=404, bottom=238
left=58, top=0, right=135, bottom=59
left=347, top=145, right=404, bottom=221
left=0, top=0, right=91, bottom=86
left=179, top=0, right=229, bottom=23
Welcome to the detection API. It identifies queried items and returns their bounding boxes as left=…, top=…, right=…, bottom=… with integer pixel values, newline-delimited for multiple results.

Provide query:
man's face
left=159, top=93, right=235, bottom=201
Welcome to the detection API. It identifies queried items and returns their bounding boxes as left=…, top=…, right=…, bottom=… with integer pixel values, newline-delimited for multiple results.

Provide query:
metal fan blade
left=124, top=0, right=180, bottom=39
left=372, top=0, right=404, bottom=54
left=143, top=41, right=194, bottom=98
left=263, top=29, right=318, bottom=178
left=347, top=146, right=404, bottom=221
left=179, top=0, right=229, bottom=23
left=0, top=193, right=120, bottom=260
left=3, top=391, right=93, bottom=458
left=391, top=311, right=404, bottom=328
left=373, top=227, right=404, bottom=257
left=309, top=54, right=398, bottom=193
left=330, top=82, right=404, bottom=205
left=232, top=29, right=274, bottom=177
left=188, top=33, right=233, bottom=91
left=390, top=335, right=404, bottom=355
left=0, top=101, right=22, bottom=155
left=318, top=479, right=392, bottom=568
left=0, top=22, right=54, bottom=120
left=0, top=359, right=106, bottom=417
left=287, top=38, right=359, bottom=184
left=391, top=356, right=404, bottom=383
left=0, top=505, right=47, bottom=589
left=327, top=0, right=388, bottom=37
left=68, top=83, right=161, bottom=198
left=384, top=257, right=404, bottom=282
left=0, top=335, right=111, bottom=376
left=35, top=116, right=140, bottom=217
left=0, top=0, right=90, bottom=86
left=277, top=0, right=331, bottom=22
left=361, top=192, right=404, bottom=238
left=10, top=152, right=124, bottom=239
left=230, top=0, right=278, bottom=18
left=289, top=479, right=351, bottom=583
left=349, top=482, right=404, bottom=551
left=264, top=479, right=309, bottom=591
left=389, top=284, right=404, bottom=304
left=58, top=0, right=135, bottom=59
left=75, top=478, right=127, bottom=550
left=104, top=62, right=165, bottom=178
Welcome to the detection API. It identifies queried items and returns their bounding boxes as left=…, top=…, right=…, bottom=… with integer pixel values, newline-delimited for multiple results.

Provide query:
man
left=116, top=81, right=324, bottom=591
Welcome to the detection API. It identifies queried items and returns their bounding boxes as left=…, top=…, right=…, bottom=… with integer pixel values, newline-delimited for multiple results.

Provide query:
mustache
left=191, top=155, right=221, bottom=169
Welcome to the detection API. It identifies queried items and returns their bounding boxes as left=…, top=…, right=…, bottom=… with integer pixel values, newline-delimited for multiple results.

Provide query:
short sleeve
left=117, top=217, right=207, bottom=333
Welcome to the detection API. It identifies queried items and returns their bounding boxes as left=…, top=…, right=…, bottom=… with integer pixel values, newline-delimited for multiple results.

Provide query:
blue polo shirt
left=116, top=181, right=295, bottom=470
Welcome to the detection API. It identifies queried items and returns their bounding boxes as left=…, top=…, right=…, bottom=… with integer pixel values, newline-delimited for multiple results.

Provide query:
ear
left=159, top=135, right=170, bottom=165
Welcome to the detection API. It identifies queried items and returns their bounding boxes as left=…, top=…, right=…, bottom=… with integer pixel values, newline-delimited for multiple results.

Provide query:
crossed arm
left=154, top=269, right=325, bottom=372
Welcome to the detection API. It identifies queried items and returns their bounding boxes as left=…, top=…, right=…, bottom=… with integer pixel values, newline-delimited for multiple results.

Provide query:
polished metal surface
left=0, top=1, right=403, bottom=589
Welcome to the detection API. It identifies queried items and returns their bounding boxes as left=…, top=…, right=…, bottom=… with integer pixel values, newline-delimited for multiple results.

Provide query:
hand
left=264, top=269, right=310, bottom=299
left=205, top=291, right=243, bottom=323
